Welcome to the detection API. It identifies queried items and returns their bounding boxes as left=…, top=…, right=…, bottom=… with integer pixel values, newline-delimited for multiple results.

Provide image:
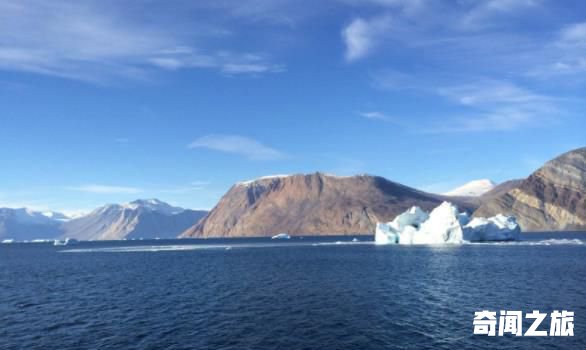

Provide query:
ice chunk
left=464, top=214, right=520, bottom=242
left=375, top=202, right=520, bottom=245
left=374, top=206, right=428, bottom=245
left=413, top=202, right=469, bottom=244
left=375, top=222, right=399, bottom=245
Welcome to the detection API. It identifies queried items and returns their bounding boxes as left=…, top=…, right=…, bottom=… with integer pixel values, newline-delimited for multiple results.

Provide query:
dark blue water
left=1, top=233, right=585, bottom=349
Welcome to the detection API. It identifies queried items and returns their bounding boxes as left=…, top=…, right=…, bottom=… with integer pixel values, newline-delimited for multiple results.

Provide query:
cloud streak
left=0, top=1, right=284, bottom=82
left=67, top=185, right=144, bottom=194
left=189, top=134, right=285, bottom=160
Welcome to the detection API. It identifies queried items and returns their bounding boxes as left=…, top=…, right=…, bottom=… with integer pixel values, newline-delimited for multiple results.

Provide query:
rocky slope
left=475, top=148, right=586, bottom=231
left=181, top=173, right=476, bottom=238
left=62, top=199, right=207, bottom=240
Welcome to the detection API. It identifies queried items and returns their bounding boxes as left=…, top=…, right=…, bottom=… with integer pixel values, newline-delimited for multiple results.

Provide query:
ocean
left=1, top=233, right=585, bottom=349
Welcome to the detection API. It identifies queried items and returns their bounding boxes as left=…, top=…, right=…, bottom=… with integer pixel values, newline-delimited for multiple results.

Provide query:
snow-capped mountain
left=443, top=179, right=497, bottom=197
left=61, top=199, right=207, bottom=240
left=121, top=199, right=184, bottom=215
left=0, top=208, right=66, bottom=241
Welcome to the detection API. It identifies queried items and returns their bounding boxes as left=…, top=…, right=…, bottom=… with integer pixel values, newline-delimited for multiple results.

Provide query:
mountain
left=479, top=179, right=523, bottom=200
left=181, top=173, right=477, bottom=238
left=475, top=148, right=586, bottom=231
left=0, top=208, right=65, bottom=241
left=444, top=179, right=496, bottom=197
left=61, top=199, right=207, bottom=240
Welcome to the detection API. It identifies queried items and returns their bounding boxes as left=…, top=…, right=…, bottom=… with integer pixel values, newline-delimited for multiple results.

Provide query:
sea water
left=1, top=233, right=585, bottom=349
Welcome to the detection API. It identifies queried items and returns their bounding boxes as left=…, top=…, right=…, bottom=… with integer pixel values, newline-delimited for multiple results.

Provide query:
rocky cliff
left=474, top=148, right=586, bottom=231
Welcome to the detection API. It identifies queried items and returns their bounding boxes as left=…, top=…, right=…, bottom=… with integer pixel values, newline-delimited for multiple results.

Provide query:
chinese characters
left=473, top=310, right=574, bottom=337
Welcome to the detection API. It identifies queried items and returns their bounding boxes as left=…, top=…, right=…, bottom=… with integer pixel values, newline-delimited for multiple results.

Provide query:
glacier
left=375, top=202, right=520, bottom=245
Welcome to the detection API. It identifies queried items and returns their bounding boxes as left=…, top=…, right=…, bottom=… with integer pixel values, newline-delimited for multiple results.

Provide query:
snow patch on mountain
left=443, top=179, right=496, bottom=197
left=122, top=199, right=184, bottom=215
left=237, top=175, right=292, bottom=186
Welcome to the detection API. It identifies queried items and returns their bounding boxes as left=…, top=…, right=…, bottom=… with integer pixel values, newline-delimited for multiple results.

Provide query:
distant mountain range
left=0, top=208, right=64, bottom=241
left=61, top=199, right=208, bottom=240
left=2, top=147, right=585, bottom=240
left=0, top=199, right=208, bottom=241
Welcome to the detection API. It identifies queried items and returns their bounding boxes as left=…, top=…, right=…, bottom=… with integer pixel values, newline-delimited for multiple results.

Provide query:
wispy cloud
left=148, top=48, right=284, bottom=75
left=67, top=185, right=143, bottom=194
left=0, top=1, right=283, bottom=82
left=372, top=74, right=561, bottom=133
left=559, top=22, right=586, bottom=45
left=430, top=80, right=558, bottom=133
left=460, top=0, right=540, bottom=30
left=155, top=181, right=211, bottom=194
left=358, top=111, right=407, bottom=125
left=342, top=16, right=392, bottom=61
left=189, top=134, right=285, bottom=160
left=359, top=111, right=391, bottom=121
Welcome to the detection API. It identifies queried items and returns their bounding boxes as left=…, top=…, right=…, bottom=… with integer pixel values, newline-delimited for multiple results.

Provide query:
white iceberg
left=464, top=215, right=520, bottom=242
left=375, top=202, right=520, bottom=245
left=375, top=206, right=428, bottom=244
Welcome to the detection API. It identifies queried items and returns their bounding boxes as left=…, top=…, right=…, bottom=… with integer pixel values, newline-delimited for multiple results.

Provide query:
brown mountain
left=181, top=173, right=476, bottom=238
left=475, top=147, right=586, bottom=231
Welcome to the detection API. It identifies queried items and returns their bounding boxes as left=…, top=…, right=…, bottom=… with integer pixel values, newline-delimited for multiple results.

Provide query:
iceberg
left=464, top=215, right=520, bottom=242
left=375, top=202, right=520, bottom=245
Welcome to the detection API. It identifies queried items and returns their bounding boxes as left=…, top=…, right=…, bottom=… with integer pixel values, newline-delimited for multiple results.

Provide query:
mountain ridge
left=474, top=148, right=586, bottom=231
left=181, top=172, right=477, bottom=238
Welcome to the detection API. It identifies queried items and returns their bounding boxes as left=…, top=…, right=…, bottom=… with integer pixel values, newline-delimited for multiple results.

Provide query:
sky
left=0, top=0, right=585, bottom=214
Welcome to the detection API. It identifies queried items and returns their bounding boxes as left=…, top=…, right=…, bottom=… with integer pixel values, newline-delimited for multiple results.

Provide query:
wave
left=469, top=238, right=584, bottom=246
left=60, top=238, right=584, bottom=253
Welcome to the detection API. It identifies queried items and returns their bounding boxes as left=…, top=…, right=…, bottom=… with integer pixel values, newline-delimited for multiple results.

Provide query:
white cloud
left=429, top=80, right=559, bottom=133
left=342, top=16, right=392, bottom=61
left=67, top=185, right=143, bottom=194
left=189, top=134, right=284, bottom=160
left=437, top=81, right=550, bottom=106
left=359, top=111, right=409, bottom=126
left=460, top=0, right=540, bottom=30
left=560, top=22, right=586, bottom=44
left=359, top=111, right=393, bottom=121
left=0, top=1, right=283, bottom=82
left=373, top=73, right=561, bottom=133
left=148, top=48, right=284, bottom=75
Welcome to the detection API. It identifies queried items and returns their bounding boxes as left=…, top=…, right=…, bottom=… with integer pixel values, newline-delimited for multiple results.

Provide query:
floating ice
left=375, top=202, right=520, bottom=245
left=464, top=215, right=520, bottom=242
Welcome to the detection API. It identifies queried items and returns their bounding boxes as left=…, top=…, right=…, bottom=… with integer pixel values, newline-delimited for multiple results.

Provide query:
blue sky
left=0, top=0, right=585, bottom=214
